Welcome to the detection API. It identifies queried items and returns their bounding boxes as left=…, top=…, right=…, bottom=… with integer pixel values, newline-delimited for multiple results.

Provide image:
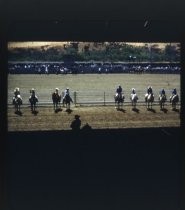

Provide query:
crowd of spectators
left=8, top=62, right=181, bottom=74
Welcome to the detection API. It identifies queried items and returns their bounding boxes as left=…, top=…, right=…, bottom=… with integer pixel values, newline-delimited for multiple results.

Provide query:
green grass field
left=8, top=73, right=180, bottom=104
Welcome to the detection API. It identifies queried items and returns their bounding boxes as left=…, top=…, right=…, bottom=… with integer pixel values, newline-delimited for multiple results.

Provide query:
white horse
left=13, top=95, right=23, bottom=112
left=145, top=93, right=154, bottom=109
left=130, top=93, right=138, bottom=109
left=114, top=93, right=125, bottom=110
left=170, top=94, right=179, bottom=110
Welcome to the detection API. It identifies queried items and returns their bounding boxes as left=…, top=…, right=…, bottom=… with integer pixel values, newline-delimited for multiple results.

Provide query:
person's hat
left=15, top=87, right=19, bottom=91
left=66, top=87, right=69, bottom=90
left=55, top=88, right=59, bottom=91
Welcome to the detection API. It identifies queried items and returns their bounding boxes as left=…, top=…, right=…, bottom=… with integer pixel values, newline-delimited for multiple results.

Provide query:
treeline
left=8, top=42, right=180, bottom=62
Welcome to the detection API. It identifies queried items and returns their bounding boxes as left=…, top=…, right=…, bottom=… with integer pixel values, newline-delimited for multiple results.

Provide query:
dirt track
left=8, top=104, right=180, bottom=131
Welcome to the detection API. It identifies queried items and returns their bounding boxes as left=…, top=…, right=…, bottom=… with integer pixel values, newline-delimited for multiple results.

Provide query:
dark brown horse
left=62, top=94, right=73, bottom=110
left=29, top=94, right=38, bottom=112
left=52, top=92, right=61, bottom=111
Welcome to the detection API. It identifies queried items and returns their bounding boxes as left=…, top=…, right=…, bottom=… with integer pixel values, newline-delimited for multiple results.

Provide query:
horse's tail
left=69, top=96, right=73, bottom=103
left=122, top=94, right=125, bottom=101
left=12, top=97, right=15, bottom=105
left=52, top=92, right=55, bottom=101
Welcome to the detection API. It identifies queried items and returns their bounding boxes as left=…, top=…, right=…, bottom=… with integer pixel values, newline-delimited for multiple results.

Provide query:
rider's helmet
left=55, top=87, right=59, bottom=91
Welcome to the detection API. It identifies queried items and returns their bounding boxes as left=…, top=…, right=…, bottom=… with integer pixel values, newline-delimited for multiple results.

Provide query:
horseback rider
left=172, top=88, right=177, bottom=96
left=159, top=88, right=166, bottom=97
left=13, top=87, right=22, bottom=103
left=131, top=88, right=136, bottom=94
left=55, top=87, right=59, bottom=94
left=147, top=86, right=153, bottom=95
left=30, top=88, right=36, bottom=96
left=64, top=87, right=70, bottom=98
left=14, top=87, right=20, bottom=97
left=161, top=88, right=165, bottom=95
left=171, top=88, right=178, bottom=101
left=159, top=88, right=166, bottom=105
left=116, top=84, right=123, bottom=97
left=29, top=88, right=38, bottom=100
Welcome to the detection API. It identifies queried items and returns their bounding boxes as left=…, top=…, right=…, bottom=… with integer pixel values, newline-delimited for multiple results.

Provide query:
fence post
left=74, top=91, right=77, bottom=106
left=104, top=91, right=106, bottom=106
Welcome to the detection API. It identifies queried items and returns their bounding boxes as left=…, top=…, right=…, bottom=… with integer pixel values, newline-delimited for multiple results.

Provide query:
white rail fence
left=8, top=90, right=181, bottom=108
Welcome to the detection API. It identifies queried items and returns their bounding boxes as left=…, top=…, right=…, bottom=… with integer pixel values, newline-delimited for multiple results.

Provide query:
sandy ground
left=8, top=104, right=180, bottom=131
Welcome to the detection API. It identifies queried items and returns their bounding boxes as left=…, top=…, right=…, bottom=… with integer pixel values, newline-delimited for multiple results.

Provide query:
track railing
left=8, top=90, right=181, bottom=108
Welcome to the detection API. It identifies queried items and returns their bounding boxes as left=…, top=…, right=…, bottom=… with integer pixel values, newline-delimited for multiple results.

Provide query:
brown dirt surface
left=8, top=105, right=180, bottom=131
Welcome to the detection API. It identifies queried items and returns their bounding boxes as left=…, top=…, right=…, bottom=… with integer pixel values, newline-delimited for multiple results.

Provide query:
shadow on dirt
left=117, top=108, right=126, bottom=113
left=66, top=109, right=73, bottom=114
left=54, top=108, right=63, bottom=113
left=14, top=110, right=23, bottom=116
left=147, top=108, right=156, bottom=113
left=32, top=110, right=39, bottom=115
left=160, top=108, right=168, bottom=113
left=132, top=107, right=140, bottom=113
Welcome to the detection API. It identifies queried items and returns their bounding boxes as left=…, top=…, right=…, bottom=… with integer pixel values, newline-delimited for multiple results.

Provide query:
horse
left=12, top=95, right=23, bottom=112
left=169, top=94, right=179, bottom=110
left=145, top=93, right=154, bottom=109
left=158, top=94, right=167, bottom=110
left=130, top=93, right=138, bottom=109
left=52, top=92, right=61, bottom=111
left=29, top=94, right=38, bottom=112
left=62, top=94, right=73, bottom=110
left=114, top=93, right=124, bottom=110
